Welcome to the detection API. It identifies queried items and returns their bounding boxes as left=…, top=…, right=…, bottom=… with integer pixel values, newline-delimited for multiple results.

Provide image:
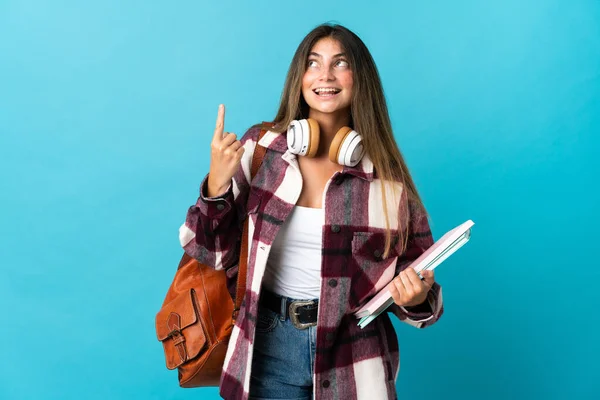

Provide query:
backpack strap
left=233, top=123, right=271, bottom=321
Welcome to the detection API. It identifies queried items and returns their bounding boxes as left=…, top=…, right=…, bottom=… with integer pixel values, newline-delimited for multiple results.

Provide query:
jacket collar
left=257, top=129, right=288, bottom=153
left=258, top=130, right=374, bottom=182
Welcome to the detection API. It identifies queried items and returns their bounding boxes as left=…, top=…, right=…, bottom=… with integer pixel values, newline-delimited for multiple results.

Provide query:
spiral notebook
left=355, top=219, right=475, bottom=328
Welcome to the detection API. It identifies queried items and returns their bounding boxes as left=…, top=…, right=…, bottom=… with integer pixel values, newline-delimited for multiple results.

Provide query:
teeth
left=315, top=88, right=340, bottom=94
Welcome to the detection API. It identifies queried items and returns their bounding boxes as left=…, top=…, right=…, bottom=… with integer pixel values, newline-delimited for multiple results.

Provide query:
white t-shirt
left=262, top=205, right=324, bottom=299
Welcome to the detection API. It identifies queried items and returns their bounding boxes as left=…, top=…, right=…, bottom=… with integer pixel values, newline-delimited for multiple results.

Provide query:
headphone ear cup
left=305, top=118, right=320, bottom=158
left=329, top=126, right=351, bottom=164
left=287, top=119, right=309, bottom=156
left=287, top=118, right=320, bottom=156
left=329, top=127, right=364, bottom=167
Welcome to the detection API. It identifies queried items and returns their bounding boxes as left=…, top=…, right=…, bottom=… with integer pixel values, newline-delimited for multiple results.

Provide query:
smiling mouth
left=313, top=88, right=341, bottom=97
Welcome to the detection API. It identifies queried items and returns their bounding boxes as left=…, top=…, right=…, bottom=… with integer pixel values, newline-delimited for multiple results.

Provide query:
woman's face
left=301, top=37, right=353, bottom=117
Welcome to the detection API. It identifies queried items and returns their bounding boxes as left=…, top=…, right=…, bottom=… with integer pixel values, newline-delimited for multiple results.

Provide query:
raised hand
left=206, top=104, right=245, bottom=197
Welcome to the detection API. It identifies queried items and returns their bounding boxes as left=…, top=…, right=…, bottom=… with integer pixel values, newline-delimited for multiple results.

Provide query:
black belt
left=259, top=289, right=318, bottom=329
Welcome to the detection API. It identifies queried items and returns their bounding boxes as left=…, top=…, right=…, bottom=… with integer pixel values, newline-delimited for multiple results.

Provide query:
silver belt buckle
left=288, top=300, right=317, bottom=330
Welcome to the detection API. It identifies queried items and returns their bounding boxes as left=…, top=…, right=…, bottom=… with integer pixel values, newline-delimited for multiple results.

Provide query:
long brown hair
left=264, top=23, right=428, bottom=257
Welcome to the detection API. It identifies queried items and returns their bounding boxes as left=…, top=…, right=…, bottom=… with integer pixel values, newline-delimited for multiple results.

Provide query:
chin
left=310, top=106, right=350, bottom=116
left=305, top=100, right=350, bottom=115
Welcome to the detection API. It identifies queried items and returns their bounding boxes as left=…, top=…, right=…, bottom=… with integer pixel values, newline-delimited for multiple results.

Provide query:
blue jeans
left=249, top=298, right=318, bottom=400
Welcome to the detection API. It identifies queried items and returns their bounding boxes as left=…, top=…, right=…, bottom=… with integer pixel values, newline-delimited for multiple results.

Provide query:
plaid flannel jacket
left=179, top=125, right=444, bottom=400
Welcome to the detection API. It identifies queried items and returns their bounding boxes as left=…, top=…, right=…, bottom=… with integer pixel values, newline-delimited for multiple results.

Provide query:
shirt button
left=328, top=279, right=337, bottom=288
left=331, top=225, right=340, bottom=233
left=216, top=204, right=225, bottom=211
left=326, top=333, right=334, bottom=341
left=373, top=249, right=382, bottom=258
left=322, top=380, right=330, bottom=388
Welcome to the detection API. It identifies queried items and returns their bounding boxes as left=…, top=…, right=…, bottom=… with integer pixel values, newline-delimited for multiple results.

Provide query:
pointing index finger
left=213, top=104, right=225, bottom=141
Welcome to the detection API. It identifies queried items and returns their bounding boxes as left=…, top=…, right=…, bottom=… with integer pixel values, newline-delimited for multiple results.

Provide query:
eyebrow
left=308, top=52, right=347, bottom=58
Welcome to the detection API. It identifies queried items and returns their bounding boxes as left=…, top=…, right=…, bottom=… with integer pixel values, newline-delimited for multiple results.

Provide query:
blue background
left=1, top=0, right=598, bottom=399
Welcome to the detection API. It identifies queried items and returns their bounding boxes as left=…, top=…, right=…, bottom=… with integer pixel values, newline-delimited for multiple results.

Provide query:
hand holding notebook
left=355, top=219, right=475, bottom=328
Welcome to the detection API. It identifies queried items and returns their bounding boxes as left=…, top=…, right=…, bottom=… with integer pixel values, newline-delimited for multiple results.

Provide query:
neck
left=307, top=109, right=352, bottom=159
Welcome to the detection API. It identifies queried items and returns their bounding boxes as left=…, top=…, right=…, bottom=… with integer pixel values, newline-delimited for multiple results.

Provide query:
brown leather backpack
left=155, top=126, right=268, bottom=387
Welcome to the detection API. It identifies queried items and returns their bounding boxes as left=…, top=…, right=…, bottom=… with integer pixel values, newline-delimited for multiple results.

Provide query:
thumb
left=421, top=270, right=435, bottom=286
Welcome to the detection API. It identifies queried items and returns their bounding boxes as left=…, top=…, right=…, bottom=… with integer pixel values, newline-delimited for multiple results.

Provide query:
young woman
left=180, top=23, right=444, bottom=400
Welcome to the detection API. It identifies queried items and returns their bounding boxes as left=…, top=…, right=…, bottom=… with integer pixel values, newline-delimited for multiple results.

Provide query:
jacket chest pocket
left=349, top=231, right=399, bottom=310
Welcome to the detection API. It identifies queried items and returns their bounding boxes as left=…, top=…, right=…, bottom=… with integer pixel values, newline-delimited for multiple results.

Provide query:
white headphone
left=286, top=119, right=365, bottom=167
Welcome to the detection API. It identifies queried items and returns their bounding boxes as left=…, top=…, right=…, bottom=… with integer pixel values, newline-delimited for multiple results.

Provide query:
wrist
left=206, top=177, right=230, bottom=198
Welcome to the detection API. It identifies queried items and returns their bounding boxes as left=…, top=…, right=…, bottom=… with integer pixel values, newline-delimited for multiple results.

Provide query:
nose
left=318, top=66, right=335, bottom=82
